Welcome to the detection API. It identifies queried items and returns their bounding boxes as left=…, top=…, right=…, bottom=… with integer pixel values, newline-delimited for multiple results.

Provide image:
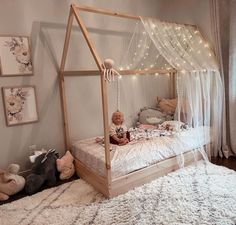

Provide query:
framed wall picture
left=0, top=36, right=33, bottom=76
left=2, top=86, right=39, bottom=126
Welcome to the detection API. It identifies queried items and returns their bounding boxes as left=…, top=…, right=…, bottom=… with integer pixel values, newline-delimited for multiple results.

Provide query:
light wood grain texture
left=59, top=7, right=74, bottom=151
left=75, top=159, right=109, bottom=196
left=111, top=150, right=203, bottom=197
left=75, top=4, right=196, bottom=27
left=63, top=68, right=176, bottom=76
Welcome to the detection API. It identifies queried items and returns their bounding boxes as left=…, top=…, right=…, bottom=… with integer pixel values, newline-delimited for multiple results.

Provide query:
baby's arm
left=111, top=134, right=122, bottom=143
left=122, top=125, right=129, bottom=143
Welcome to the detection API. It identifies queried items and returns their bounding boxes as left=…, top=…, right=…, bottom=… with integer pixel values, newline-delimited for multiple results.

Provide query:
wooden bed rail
left=75, top=4, right=196, bottom=28
left=63, top=68, right=176, bottom=76
left=75, top=4, right=139, bottom=20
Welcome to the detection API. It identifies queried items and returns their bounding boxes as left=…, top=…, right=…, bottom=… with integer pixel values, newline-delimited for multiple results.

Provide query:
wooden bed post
left=71, top=4, right=111, bottom=192
left=59, top=6, right=74, bottom=150
left=170, top=70, right=177, bottom=98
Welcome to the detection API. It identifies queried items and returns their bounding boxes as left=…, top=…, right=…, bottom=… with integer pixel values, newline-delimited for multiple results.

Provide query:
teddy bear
left=24, top=149, right=59, bottom=195
left=0, top=164, right=25, bottom=201
left=56, top=151, right=75, bottom=180
left=136, top=107, right=171, bottom=127
left=157, top=96, right=177, bottom=115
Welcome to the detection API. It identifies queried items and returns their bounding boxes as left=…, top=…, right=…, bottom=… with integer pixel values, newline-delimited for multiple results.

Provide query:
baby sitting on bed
left=109, top=111, right=130, bottom=145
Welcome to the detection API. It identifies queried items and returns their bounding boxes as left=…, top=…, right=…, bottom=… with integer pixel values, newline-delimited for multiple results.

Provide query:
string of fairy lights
left=117, top=20, right=218, bottom=81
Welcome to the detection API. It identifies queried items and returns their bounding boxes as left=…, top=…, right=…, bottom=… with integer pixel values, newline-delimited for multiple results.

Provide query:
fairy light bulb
left=118, top=75, right=122, bottom=79
left=151, top=24, right=156, bottom=29
left=155, top=73, right=159, bottom=76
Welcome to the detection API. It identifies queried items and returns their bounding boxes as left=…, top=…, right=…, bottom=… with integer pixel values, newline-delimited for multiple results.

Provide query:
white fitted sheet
left=71, top=126, right=210, bottom=179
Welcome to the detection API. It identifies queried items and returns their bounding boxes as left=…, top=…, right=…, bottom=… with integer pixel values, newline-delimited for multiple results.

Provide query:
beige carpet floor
left=0, top=161, right=236, bottom=225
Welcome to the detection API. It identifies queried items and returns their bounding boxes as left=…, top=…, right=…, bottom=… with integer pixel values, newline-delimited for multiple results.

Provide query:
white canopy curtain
left=119, top=22, right=172, bottom=71
left=210, top=0, right=236, bottom=157
left=140, top=18, right=223, bottom=157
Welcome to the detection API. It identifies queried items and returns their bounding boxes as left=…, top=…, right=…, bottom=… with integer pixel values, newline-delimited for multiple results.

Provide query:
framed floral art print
left=2, top=86, right=39, bottom=126
left=0, top=36, right=33, bottom=76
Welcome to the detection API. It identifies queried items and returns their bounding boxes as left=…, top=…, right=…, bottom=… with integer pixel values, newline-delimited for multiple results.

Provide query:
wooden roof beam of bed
left=63, top=68, right=176, bottom=76
left=75, top=4, right=196, bottom=28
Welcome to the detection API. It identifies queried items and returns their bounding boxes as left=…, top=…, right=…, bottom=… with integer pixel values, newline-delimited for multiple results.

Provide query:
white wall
left=156, top=0, right=214, bottom=46
left=0, top=0, right=212, bottom=171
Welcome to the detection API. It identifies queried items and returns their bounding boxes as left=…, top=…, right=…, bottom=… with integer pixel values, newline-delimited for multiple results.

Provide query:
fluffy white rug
left=1, top=161, right=236, bottom=225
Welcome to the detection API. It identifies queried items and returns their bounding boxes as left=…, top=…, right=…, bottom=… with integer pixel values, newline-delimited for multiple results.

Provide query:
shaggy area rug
left=1, top=161, right=236, bottom=225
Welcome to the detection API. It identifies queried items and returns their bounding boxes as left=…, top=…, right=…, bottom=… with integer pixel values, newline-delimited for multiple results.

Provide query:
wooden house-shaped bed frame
left=59, top=4, right=205, bottom=198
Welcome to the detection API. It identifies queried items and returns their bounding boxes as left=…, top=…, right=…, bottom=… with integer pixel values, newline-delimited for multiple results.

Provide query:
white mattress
left=71, top=126, right=210, bottom=179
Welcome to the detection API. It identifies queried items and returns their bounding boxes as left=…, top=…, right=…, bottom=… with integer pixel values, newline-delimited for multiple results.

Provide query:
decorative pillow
left=157, top=97, right=177, bottom=115
left=137, top=107, right=167, bottom=126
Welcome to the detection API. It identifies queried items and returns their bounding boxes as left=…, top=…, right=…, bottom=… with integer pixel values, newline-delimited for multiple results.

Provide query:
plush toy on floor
left=0, top=164, right=25, bottom=201
left=25, top=149, right=59, bottom=195
left=56, top=151, right=75, bottom=180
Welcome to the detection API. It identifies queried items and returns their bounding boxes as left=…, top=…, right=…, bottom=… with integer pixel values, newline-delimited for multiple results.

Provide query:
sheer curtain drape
left=210, top=0, right=236, bottom=157
left=141, top=18, right=223, bottom=157
left=229, top=1, right=236, bottom=155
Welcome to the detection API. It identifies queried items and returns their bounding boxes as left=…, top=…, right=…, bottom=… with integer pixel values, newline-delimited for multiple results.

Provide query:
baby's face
left=112, top=112, right=123, bottom=125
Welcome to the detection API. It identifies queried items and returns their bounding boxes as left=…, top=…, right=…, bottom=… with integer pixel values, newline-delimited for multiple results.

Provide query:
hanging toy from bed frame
left=103, top=58, right=121, bottom=111
left=103, top=58, right=120, bottom=82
